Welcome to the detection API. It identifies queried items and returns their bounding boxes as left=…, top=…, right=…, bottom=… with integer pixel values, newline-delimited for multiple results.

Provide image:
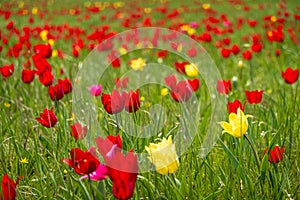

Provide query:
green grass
left=1, top=0, right=300, bottom=199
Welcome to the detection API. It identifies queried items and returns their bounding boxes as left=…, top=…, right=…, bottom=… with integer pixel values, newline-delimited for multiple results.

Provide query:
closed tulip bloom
left=281, top=67, right=299, bottom=84
left=1, top=174, right=21, bottom=200
left=145, top=136, right=179, bottom=175
left=264, top=145, right=284, bottom=164
left=21, top=69, right=35, bottom=84
left=35, top=108, right=57, bottom=128
left=219, top=108, right=252, bottom=138
left=245, top=90, right=263, bottom=104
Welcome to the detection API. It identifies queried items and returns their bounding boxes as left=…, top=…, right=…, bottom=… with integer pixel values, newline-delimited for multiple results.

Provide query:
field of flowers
left=0, top=0, right=299, bottom=199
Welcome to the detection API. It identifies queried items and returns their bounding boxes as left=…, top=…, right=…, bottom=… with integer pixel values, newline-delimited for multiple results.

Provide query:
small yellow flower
left=130, top=58, right=146, bottom=71
left=119, top=47, right=127, bottom=55
left=145, top=136, right=179, bottom=175
left=48, top=39, right=55, bottom=46
left=4, top=102, right=11, bottom=108
left=20, top=157, right=29, bottom=164
left=202, top=3, right=211, bottom=10
left=67, top=112, right=75, bottom=121
left=63, top=169, right=68, bottom=174
left=185, top=63, right=198, bottom=77
left=32, top=7, right=38, bottom=15
left=140, top=96, right=145, bottom=101
left=144, top=8, right=151, bottom=14
left=18, top=1, right=24, bottom=8
left=40, top=30, right=48, bottom=41
left=187, top=28, right=195, bottom=36
left=219, top=108, right=252, bottom=138
left=161, top=88, right=169, bottom=96
left=271, top=16, right=277, bottom=22
left=238, top=60, right=243, bottom=68
left=52, top=49, right=58, bottom=58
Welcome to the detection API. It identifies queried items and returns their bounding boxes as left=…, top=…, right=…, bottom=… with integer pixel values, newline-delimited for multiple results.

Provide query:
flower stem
left=244, top=134, right=260, bottom=171
left=88, top=175, right=96, bottom=200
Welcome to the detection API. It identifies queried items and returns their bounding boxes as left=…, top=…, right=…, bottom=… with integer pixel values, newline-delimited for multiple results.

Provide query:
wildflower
left=264, top=145, right=284, bottom=164
left=130, top=58, right=146, bottom=71
left=184, top=63, right=198, bottom=77
left=62, top=147, right=100, bottom=175
left=219, top=108, right=252, bottom=138
left=0, top=64, right=14, bottom=78
left=124, top=90, right=141, bottom=113
left=216, top=80, right=232, bottom=95
left=227, top=100, right=244, bottom=114
left=161, top=88, right=169, bottom=96
left=101, top=90, right=126, bottom=114
left=145, top=136, right=179, bottom=175
left=242, top=50, right=252, bottom=60
left=89, top=84, right=102, bottom=96
left=48, top=83, right=65, bottom=101
left=70, top=122, right=87, bottom=141
left=20, top=158, right=29, bottom=164
left=58, top=78, right=73, bottom=94
left=1, top=174, right=21, bottom=200
left=35, top=108, right=57, bottom=128
left=21, top=69, right=35, bottom=84
left=281, top=67, right=299, bottom=84
left=245, top=90, right=263, bottom=104
left=96, top=135, right=138, bottom=200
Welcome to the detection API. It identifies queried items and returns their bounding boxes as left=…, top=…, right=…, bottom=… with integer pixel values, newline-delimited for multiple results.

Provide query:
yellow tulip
left=184, top=63, right=198, bottom=77
left=219, top=108, right=252, bottom=138
left=145, top=136, right=179, bottom=175
left=130, top=58, right=146, bottom=71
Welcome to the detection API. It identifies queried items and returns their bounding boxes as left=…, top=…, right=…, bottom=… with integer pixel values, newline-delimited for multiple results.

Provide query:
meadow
left=0, top=0, right=299, bottom=199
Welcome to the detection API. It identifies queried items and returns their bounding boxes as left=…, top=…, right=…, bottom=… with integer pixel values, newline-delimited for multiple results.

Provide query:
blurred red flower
left=216, top=80, right=232, bottom=95
left=21, top=69, right=35, bottom=84
left=35, top=108, right=57, bottom=128
left=70, top=122, right=87, bottom=140
left=231, top=44, right=240, bottom=55
left=62, top=147, right=100, bottom=175
left=281, top=67, right=299, bottom=84
left=174, top=61, right=188, bottom=74
left=115, top=77, right=129, bottom=89
left=38, top=71, right=53, bottom=87
left=124, top=90, right=141, bottom=113
left=1, top=174, right=21, bottom=200
left=58, top=78, right=73, bottom=94
left=264, top=145, right=284, bottom=164
left=102, top=90, right=126, bottom=114
left=227, top=100, right=244, bottom=114
left=48, top=83, right=65, bottom=101
left=242, top=50, right=252, bottom=60
left=0, top=64, right=14, bottom=78
left=33, top=44, right=52, bottom=58
left=96, top=135, right=138, bottom=200
left=245, top=90, right=263, bottom=104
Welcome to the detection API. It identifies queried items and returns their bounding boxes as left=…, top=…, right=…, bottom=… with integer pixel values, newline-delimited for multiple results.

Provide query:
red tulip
left=124, top=90, right=141, bottom=113
left=174, top=61, right=188, bottom=74
left=35, top=108, right=57, bottom=128
left=58, top=78, right=73, bottom=94
left=96, top=135, right=138, bottom=200
left=221, top=48, right=231, bottom=58
left=227, top=100, right=244, bottom=114
left=242, top=50, right=252, bottom=60
left=188, top=78, right=200, bottom=91
left=21, top=69, right=35, bottom=83
left=281, top=68, right=299, bottom=84
left=102, top=90, right=126, bottom=114
left=0, top=64, right=14, bottom=78
left=275, top=49, right=281, bottom=57
left=38, top=71, right=53, bottom=87
left=62, top=147, right=100, bottom=175
left=231, top=44, right=240, bottom=55
left=264, top=145, right=284, bottom=164
left=245, top=90, right=263, bottom=104
left=70, top=122, right=87, bottom=140
left=1, top=174, right=21, bottom=200
left=48, top=83, right=65, bottom=101
left=251, top=43, right=263, bottom=53
left=216, top=80, right=232, bottom=95
left=115, top=77, right=129, bottom=89
left=33, top=44, right=52, bottom=58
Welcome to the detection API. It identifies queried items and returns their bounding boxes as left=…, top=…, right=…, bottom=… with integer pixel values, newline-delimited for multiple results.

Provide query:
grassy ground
left=0, top=0, right=300, bottom=199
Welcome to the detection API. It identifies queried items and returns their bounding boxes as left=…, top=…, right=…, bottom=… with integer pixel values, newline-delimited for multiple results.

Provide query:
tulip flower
left=70, top=122, right=87, bottom=140
left=219, top=108, right=252, bottom=138
left=48, top=83, right=65, bottom=101
left=145, top=136, right=179, bottom=175
left=21, top=69, right=35, bottom=84
left=227, top=100, right=244, bottom=114
left=101, top=90, right=126, bottom=114
left=124, top=89, right=141, bottom=113
left=130, top=58, right=146, bottom=71
left=216, top=80, right=232, bottom=95
left=62, top=147, right=100, bottom=175
left=0, top=64, right=14, bottom=78
left=264, top=145, right=284, bottom=164
left=58, top=78, right=73, bottom=94
left=89, top=84, right=102, bottom=96
left=35, top=108, right=57, bottom=128
left=245, top=90, right=263, bottom=104
left=281, top=68, right=299, bottom=84
left=1, top=174, right=21, bottom=200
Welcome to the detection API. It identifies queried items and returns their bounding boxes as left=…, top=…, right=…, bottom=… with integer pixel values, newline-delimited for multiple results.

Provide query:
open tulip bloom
left=219, top=108, right=252, bottom=138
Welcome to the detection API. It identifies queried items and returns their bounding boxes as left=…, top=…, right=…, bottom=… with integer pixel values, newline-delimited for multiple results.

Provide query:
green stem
left=249, top=61, right=254, bottom=85
left=88, top=174, right=96, bottom=200
left=244, top=134, right=260, bottom=171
